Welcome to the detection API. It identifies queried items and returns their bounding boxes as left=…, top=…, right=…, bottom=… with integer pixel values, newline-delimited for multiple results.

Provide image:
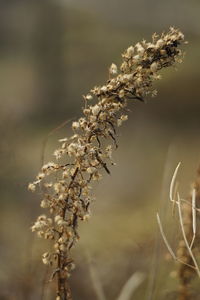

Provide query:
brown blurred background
left=0, top=1, right=200, bottom=299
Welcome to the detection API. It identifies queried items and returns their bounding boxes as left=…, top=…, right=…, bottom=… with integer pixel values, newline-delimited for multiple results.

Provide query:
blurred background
left=0, top=0, right=200, bottom=299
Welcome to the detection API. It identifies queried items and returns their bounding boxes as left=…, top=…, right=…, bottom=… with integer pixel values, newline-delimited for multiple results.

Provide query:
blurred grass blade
left=87, top=252, right=107, bottom=300
left=117, top=272, right=145, bottom=300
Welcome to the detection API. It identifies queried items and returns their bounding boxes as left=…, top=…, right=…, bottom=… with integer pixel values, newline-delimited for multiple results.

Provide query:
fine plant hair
left=29, top=28, right=185, bottom=300
left=157, top=164, right=200, bottom=300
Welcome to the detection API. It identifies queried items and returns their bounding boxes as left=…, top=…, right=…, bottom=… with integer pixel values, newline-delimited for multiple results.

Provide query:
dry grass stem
left=157, top=208, right=197, bottom=270
left=156, top=213, right=176, bottom=260
left=158, top=164, right=200, bottom=300
left=190, top=189, right=196, bottom=249
left=177, top=192, right=200, bottom=277
left=170, top=161, right=181, bottom=203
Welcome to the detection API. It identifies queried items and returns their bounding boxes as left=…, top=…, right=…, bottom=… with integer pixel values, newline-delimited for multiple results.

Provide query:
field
left=0, top=1, right=200, bottom=299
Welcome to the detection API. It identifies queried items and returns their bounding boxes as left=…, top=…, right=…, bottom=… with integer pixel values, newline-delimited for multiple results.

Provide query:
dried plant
left=29, top=28, right=185, bottom=300
left=157, top=164, right=200, bottom=300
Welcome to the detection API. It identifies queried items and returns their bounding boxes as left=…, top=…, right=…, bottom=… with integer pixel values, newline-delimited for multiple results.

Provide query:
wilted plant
left=29, top=27, right=185, bottom=300
left=157, top=164, right=200, bottom=300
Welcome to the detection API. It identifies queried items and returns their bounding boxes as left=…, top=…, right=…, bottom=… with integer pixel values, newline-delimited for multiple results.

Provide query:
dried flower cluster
left=29, top=27, right=185, bottom=299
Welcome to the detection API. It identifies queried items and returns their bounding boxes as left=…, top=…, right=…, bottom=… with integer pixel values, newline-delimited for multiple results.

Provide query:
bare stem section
left=29, top=28, right=185, bottom=299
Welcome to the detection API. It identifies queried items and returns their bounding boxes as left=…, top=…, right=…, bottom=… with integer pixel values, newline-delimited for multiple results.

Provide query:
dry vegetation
left=157, top=164, right=200, bottom=300
left=28, top=28, right=187, bottom=300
